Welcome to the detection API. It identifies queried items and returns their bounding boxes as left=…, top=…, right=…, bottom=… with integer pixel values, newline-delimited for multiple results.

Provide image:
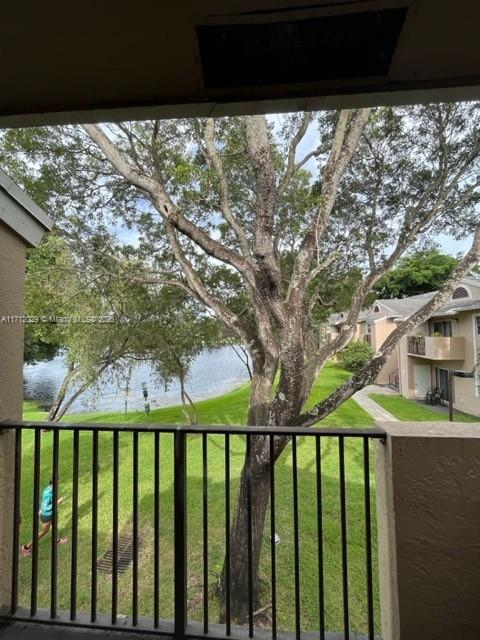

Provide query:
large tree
left=372, top=248, right=459, bottom=299
left=2, top=103, right=480, bottom=619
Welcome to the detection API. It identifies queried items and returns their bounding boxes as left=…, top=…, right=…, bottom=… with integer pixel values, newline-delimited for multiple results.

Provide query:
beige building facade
left=330, top=277, right=480, bottom=417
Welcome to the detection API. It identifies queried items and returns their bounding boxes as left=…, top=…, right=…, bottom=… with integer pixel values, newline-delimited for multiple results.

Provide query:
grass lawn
left=18, top=363, right=378, bottom=635
left=369, top=393, right=480, bottom=423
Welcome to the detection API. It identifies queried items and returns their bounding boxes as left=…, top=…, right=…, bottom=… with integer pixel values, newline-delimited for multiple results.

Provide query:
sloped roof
left=329, top=277, right=480, bottom=326
left=378, top=292, right=437, bottom=318
left=431, top=298, right=480, bottom=317
left=0, top=168, right=53, bottom=246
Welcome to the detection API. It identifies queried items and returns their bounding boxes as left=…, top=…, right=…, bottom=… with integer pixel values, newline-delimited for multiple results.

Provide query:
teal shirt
left=40, top=485, right=53, bottom=518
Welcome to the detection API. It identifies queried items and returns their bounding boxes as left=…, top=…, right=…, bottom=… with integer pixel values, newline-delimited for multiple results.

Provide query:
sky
left=113, top=113, right=475, bottom=258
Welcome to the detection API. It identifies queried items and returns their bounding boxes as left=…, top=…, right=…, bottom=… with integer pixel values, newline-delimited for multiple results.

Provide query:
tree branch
left=286, top=109, right=371, bottom=313
left=277, top=112, right=313, bottom=198
left=296, top=225, right=480, bottom=427
left=164, top=223, right=253, bottom=347
left=82, top=123, right=256, bottom=285
left=204, top=119, right=251, bottom=259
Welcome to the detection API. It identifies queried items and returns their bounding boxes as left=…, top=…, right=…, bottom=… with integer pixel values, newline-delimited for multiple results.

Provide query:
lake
left=23, top=347, right=250, bottom=415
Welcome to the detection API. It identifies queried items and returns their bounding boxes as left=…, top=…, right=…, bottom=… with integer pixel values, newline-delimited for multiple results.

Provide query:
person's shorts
left=40, top=514, right=53, bottom=524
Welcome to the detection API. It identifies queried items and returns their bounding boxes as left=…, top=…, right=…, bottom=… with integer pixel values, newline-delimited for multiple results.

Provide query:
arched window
left=374, top=305, right=380, bottom=312
left=452, top=286, right=469, bottom=300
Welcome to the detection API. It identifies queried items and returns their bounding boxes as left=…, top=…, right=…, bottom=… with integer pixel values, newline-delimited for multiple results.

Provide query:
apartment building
left=329, top=277, right=480, bottom=416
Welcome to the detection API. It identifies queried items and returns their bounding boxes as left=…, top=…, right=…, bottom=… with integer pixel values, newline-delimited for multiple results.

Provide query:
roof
left=377, top=292, right=437, bottom=319
left=431, top=298, right=480, bottom=317
left=0, top=168, right=53, bottom=247
left=329, top=278, right=480, bottom=326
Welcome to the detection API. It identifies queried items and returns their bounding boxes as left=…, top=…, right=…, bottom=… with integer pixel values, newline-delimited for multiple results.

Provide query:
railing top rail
left=0, top=420, right=386, bottom=438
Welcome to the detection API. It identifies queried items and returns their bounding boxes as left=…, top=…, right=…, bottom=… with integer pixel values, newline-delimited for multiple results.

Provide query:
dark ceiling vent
left=197, top=7, right=407, bottom=89
left=452, top=286, right=469, bottom=299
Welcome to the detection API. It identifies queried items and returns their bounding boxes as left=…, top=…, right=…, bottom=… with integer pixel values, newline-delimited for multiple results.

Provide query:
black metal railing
left=2, top=421, right=385, bottom=640
left=407, top=336, right=426, bottom=355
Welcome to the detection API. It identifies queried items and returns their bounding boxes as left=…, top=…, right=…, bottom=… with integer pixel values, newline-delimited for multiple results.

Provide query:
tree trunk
left=219, top=339, right=306, bottom=622
left=179, top=373, right=198, bottom=425
left=47, top=362, right=77, bottom=421
left=220, top=435, right=270, bottom=620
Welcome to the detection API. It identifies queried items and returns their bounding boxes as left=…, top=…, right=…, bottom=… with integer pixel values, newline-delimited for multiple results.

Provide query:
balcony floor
left=0, top=621, right=147, bottom=640
left=0, top=620, right=375, bottom=640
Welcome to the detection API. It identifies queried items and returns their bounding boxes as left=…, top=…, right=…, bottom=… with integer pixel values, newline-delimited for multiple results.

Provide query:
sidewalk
left=354, top=385, right=398, bottom=422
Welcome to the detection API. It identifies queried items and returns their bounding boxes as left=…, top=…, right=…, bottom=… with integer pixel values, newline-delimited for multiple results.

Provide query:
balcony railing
left=1, top=421, right=385, bottom=640
left=407, top=336, right=426, bottom=355
left=407, top=336, right=465, bottom=360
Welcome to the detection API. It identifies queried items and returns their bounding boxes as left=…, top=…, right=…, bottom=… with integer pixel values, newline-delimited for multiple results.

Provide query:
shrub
left=339, top=340, right=374, bottom=372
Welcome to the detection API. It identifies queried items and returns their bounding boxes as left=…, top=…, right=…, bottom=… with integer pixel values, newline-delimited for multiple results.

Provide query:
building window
left=432, top=320, right=452, bottom=337
left=374, top=305, right=380, bottom=312
left=452, top=286, right=469, bottom=299
left=476, top=317, right=480, bottom=336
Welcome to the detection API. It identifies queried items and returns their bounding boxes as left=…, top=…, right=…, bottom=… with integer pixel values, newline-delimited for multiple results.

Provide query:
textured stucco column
left=0, top=223, right=26, bottom=610
left=375, top=421, right=480, bottom=640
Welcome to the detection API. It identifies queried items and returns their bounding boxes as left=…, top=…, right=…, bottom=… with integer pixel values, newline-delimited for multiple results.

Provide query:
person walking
left=22, top=479, right=67, bottom=557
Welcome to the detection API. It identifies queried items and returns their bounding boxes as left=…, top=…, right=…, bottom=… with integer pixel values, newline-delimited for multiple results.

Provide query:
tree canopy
left=372, top=248, right=459, bottom=299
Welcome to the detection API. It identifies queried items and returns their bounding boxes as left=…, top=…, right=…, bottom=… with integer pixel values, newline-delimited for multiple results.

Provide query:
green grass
left=369, top=393, right=480, bottom=423
left=18, top=363, right=378, bottom=634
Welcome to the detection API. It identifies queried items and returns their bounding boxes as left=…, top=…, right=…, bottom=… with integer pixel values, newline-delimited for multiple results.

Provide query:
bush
left=339, top=340, right=374, bottom=372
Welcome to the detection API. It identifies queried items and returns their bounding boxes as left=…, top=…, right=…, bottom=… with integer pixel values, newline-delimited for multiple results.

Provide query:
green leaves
left=373, top=249, right=458, bottom=299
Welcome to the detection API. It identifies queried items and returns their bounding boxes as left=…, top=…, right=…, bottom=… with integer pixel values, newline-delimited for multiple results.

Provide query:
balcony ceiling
left=1, top=0, right=480, bottom=127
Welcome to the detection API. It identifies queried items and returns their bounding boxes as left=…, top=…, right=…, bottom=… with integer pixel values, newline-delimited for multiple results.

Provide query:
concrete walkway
left=354, top=384, right=399, bottom=422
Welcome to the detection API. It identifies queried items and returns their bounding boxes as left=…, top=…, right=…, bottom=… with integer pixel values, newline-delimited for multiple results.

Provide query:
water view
left=23, top=346, right=250, bottom=414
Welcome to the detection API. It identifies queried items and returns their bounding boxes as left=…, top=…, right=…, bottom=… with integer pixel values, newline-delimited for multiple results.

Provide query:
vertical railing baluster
left=50, top=428, right=59, bottom=619
left=132, top=430, right=139, bottom=626
left=10, top=427, right=22, bottom=615
left=269, top=434, right=277, bottom=640
left=225, top=433, right=231, bottom=636
left=316, top=436, right=325, bottom=640
left=174, top=430, right=187, bottom=640
left=363, top=437, right=374, bottom=640
left=70, top=430, right=79, bottom=620
left=202, top=432, right=209, bottom=634
left=30, top=428, right=41, bottom=617
left=292, top=436, right=301, bottom=640
left=112, top=430, right=119, bottom=625
left=91, top=430, right=98, bottom=623
left=339, top=436, right=349, bottom=640
left=154, top=431, right=160, bottom=628
left=246, top=434, right=254, bottom=638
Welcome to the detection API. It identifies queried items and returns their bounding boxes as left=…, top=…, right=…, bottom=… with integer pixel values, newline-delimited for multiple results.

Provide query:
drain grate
left=97, top=527, right=142, bottom=575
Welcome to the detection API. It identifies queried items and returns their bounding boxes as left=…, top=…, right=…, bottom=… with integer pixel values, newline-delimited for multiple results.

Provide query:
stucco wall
left=0, top=224, right=25, bottom=609
left=372, top=319, right=398, bottom=385
left=376, top=422, right=480, bottom=640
